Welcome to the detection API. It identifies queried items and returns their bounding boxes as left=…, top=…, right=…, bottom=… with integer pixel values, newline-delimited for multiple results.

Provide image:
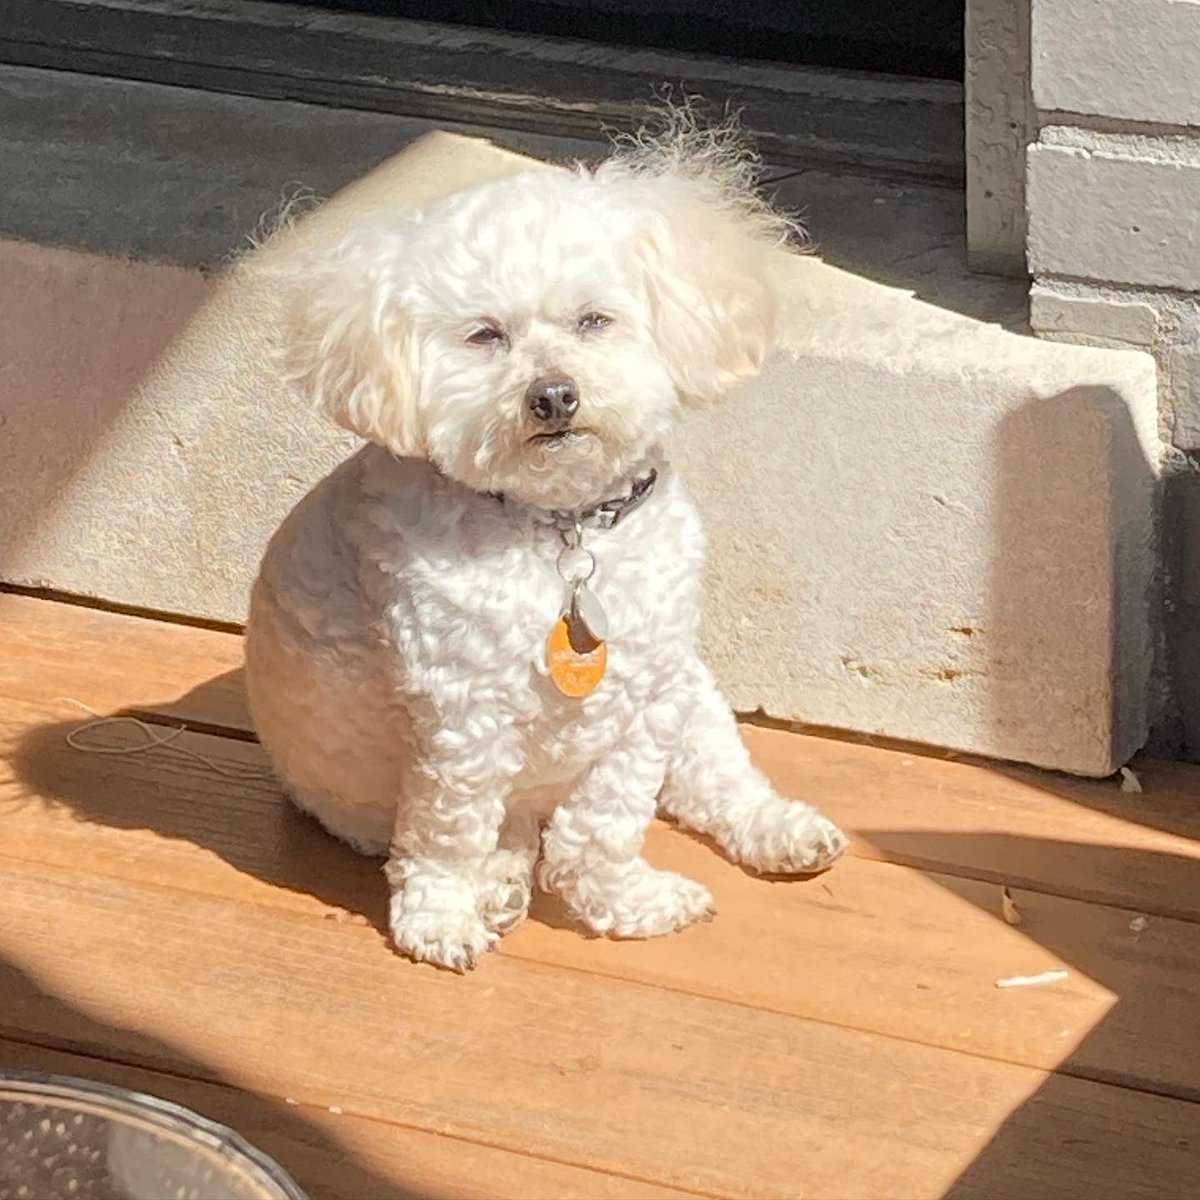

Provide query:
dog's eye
left=577, top=312, right=613, bottom=334
left=466, top=325, right=507, bottom=347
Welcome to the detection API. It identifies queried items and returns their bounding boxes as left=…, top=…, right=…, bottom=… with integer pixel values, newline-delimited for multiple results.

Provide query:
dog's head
left=280, top=120, right=795, bottom=509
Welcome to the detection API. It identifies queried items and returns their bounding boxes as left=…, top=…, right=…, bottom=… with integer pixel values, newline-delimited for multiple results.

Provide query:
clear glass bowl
left=0, top=1072, right=308, bottom=1200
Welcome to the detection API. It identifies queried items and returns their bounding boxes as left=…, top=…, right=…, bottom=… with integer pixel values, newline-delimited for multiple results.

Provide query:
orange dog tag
left=547, top=617, right=607, bottom=697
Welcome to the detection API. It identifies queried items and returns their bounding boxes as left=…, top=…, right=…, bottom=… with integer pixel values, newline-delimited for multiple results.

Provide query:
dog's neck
left=490, top=468, right=660, bottom=535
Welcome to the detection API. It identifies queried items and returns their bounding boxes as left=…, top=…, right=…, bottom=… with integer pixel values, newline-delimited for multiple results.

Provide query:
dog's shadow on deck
left=14, top=665, right=767, bottom=942
left=10, top=667, right=393, bottom=938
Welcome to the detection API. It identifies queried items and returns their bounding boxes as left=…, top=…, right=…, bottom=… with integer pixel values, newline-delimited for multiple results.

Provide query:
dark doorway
left=275, top=1, right=965, bottom=80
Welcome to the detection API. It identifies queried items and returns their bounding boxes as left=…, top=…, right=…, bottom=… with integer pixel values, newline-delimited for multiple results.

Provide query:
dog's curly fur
left=245, top=117, right=847, bottom=970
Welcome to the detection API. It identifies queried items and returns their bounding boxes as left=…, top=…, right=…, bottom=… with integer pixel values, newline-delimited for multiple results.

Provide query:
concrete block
left=1032, top=0, right=1200, bottom=128
left=0, top=134, right=1160, bottom=775
left=1028, top=141, right=1200, bottom=291
left=681, top=259, right=1157, bottom=776
left=0, top=238, right=351, bottom=618
left=965, top=0, right=1032, bottom=276
left=1030, top=284, right=1159, bottom=345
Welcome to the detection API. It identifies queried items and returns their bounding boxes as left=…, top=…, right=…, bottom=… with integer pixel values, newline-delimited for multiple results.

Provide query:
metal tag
left=571, top=581, right=608, bottom=643
left=551, top=519, right=608, bottom=663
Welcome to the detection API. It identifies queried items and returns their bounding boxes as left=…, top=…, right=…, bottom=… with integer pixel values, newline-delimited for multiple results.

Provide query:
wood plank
left=0, top=592, right=245, bottom=733
left=0, top=695, right=386, bottom=924
left=739, top=724, right=1200, bottom=922
left=3, top=696, right=1198, bottom=1103
left=0, top=1038, right=691, bottom=1200
left=520, top=853, right=1200, bottom=1103
left=3, top=593, right=1199, bottom=920
left=0, top=858, right=1195, bottom=1200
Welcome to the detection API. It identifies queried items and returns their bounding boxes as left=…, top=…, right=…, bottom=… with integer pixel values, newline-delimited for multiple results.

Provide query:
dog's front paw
left=612, top=870, right=716, bottom=938
left=386, top=857, right=499, bottom=970
left=727, top=799, right=848, bottom=875
left=389, top=903, right=498, bottom=971
left=549, top=860, right=716, bottom=939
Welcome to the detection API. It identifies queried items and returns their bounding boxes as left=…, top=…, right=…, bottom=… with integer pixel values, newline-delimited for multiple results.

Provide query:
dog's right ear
left=278, top=222, right=423, bottom=457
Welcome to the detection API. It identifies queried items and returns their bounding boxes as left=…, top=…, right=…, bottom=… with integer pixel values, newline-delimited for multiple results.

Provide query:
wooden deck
left=0, top=591, right=1197, bottom=1199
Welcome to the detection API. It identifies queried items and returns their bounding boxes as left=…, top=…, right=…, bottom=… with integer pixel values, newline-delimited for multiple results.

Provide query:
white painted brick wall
left=1015, top=0, right=1200, bottom=752
left=1032, top=0, right=1200, bottom=128
left=1027, top=142, right=1200, bottom=291
left=1030, top=284, right=1159, bottom=345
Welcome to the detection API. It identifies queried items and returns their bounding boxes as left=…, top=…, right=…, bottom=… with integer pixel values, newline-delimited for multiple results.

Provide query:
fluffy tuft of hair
left=601, top=99, right=802, bottom=251
left=590, top=102, right=798, bottom=405
left=244, top=183, right=324, bottom=256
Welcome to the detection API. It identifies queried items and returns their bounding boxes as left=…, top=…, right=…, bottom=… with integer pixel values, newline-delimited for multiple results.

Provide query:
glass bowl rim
left=0, top=1069, right=308, bottom=1200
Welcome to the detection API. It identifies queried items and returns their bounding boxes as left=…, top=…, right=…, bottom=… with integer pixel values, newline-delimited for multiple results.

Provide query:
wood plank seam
left=119, top=708, right=260, bottom=743
left=27, top=701, right=1197, bottom=923
left=3, top=845, right=1196, bottom=1108
left=0, top=582, right=245, bottom=635
left=846, top=848, right=1200, bottom=926
left=480, top=957, right=1200, bottom=1107
left=0, top=1029, right=720, bottom=1200
left=0, top=1035, right=706, bottom=1200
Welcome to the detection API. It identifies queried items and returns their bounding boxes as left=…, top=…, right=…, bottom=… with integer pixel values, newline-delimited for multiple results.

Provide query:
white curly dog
left=245, top=121, right=847, bottom=971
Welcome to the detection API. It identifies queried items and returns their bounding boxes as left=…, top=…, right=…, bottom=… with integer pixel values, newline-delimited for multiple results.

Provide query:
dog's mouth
left=527, top=428, right=595, bottom=448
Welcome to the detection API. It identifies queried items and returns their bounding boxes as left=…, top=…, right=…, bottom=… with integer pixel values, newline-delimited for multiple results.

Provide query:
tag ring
left=556, top=543, right=596, bottom=585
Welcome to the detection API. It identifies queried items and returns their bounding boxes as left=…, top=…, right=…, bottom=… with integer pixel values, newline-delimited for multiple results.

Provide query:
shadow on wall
left=987, top=387, right=1156, bottom=775
left=1161, top=464, right=1200, bottom=757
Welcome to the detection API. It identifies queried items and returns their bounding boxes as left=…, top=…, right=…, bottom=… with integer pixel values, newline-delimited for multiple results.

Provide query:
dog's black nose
left=526, top=375, right=579, bottom=423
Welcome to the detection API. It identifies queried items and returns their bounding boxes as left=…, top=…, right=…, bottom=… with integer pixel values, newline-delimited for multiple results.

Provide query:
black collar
left=493, top=469, right=659, bottom=534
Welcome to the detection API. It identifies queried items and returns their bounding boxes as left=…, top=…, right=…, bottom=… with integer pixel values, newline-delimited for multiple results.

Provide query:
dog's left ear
left=633, top=182, right=782, bottom=406
left=278, top=221, right=424, bottom=456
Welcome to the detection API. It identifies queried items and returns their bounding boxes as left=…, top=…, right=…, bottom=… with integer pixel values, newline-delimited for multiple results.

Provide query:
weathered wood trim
left=0, top=0, right=964, bottom=181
